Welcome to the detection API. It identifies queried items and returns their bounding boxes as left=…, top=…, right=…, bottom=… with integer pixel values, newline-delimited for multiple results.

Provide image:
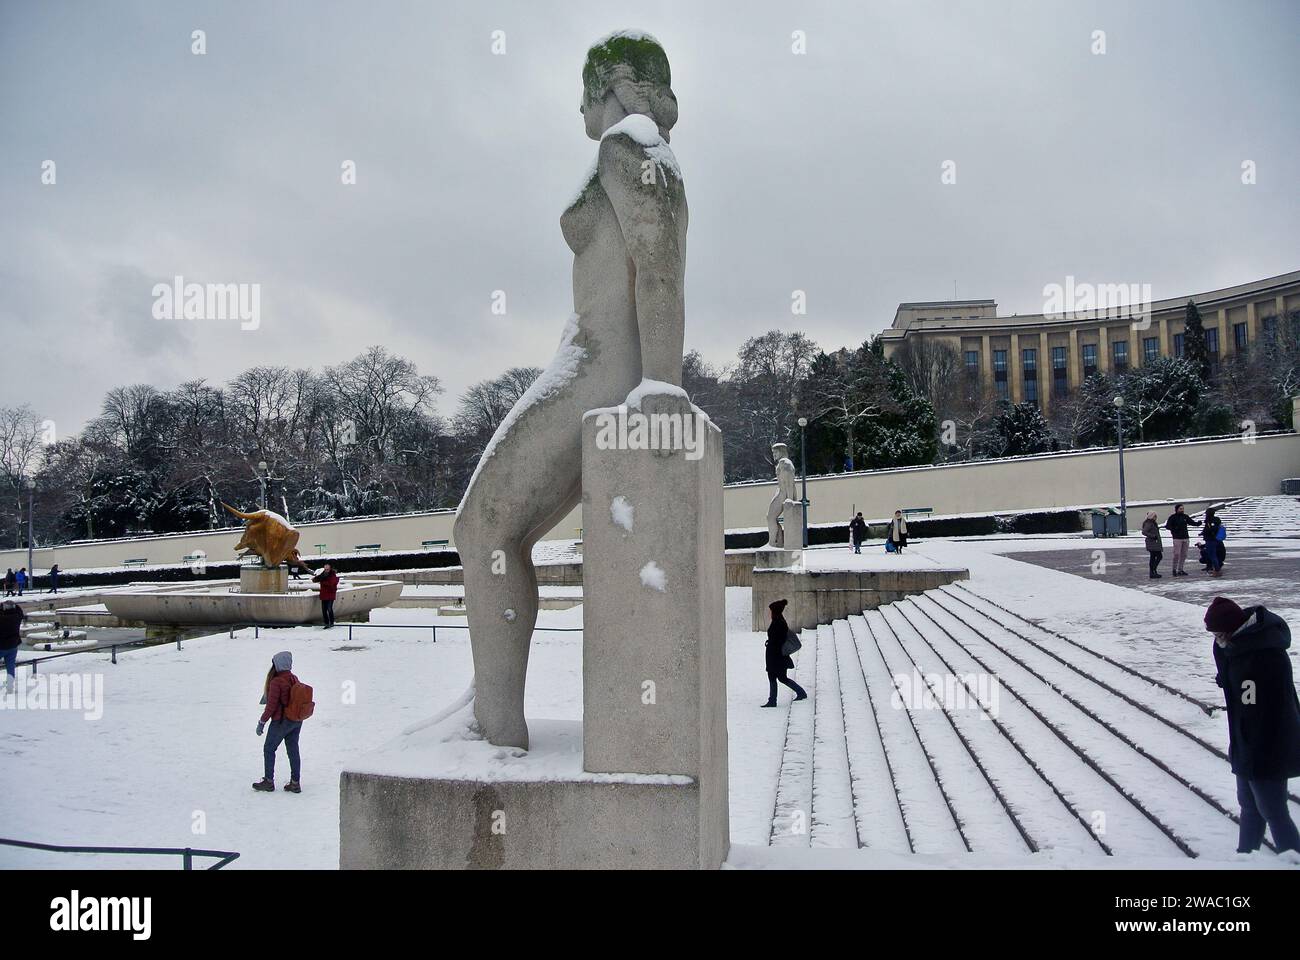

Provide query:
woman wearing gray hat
left=253, top=651, right=304, bottom=793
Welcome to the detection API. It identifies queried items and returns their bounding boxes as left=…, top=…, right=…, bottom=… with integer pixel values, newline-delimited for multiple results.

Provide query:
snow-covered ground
left=2, top=535, right=1297, bottom=870
left=0, top=592, right=787, bottom=869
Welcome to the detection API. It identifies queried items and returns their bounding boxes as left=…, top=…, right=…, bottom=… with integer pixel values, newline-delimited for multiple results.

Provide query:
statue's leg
left=454, top=419, right=582, bottom=750
left=767, top=493, right=784, bottom=547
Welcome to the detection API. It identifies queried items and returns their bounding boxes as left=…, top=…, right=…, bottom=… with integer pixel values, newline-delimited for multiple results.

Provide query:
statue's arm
left=598, top=132, right=686, bottom=387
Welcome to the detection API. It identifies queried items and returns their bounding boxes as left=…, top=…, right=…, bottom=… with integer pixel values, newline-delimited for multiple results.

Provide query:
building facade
left=878, top=270, right=1300, bottom=414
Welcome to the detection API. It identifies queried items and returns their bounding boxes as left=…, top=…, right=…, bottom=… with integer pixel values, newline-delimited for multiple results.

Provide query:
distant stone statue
left=766, top=443, right=798, bottom=548
left=454, top=31, right=686, bottom=749
left=221, top=502, right=306, bottom=569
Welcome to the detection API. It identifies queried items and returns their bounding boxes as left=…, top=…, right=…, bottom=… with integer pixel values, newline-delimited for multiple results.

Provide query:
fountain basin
left=102, top=578, right=403, bottom=626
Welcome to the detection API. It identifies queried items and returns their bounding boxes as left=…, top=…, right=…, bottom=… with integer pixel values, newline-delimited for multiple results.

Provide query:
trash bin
left=1091, top=507, right=1125, bottom=537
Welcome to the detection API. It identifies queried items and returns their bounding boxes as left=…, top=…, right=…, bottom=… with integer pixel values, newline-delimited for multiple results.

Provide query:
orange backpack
left=285, top=680, right=315, bottom=721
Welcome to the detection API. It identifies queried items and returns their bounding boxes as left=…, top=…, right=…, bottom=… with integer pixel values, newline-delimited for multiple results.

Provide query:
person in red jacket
left=253, top=650, right=302, bottom=793
left=312, top=563, right=339, bottom=629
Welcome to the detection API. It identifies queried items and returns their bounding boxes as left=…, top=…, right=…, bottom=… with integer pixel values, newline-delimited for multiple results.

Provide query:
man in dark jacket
left=1206, top=596, right=1300, bottom=854
left=253, top=650, right=302, bottom=793
left=849, top=513, right=868, bottom=554
left=763, top=599, right=807, bottom=707
left=0, top=600, right=25, bottom=687
left=1164, top=504, right=1191, bottom=576
left=312, top=564, right=339, bottom=628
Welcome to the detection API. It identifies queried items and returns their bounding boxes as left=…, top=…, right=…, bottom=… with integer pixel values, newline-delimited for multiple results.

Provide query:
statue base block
left=239, top=564, right=287, bottom=594
left=754, top=546, right=801, bottom=569
left=339, top=718, right=722, bottom=869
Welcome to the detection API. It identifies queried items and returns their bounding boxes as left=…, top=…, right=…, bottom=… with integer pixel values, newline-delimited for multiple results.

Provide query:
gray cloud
left=2, top=0, right=1297, bottom=433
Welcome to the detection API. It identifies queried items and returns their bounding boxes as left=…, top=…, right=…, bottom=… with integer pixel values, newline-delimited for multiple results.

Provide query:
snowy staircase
left=1213, top=495, right=1300, bottom=537
left=765, top=582, right=1282, bottom=859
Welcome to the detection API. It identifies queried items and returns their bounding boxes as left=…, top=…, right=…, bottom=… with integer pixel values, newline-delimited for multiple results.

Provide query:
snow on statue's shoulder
left=601, top=114, right=680, bottom=179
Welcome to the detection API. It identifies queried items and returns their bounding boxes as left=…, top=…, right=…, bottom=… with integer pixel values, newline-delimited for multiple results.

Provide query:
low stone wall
left=751, top=566, right=969, bottom=631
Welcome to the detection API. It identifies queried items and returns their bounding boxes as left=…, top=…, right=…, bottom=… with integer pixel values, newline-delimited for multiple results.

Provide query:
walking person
left=47, top=564, right=60, bottom=593
left=253, top=651, right=305, bottom=793
left=762, top=599, right=807, bottom=707
left=849, top=512, right=868, bottom=555
left=312, top=563, right=339, bottom=628
left=0, top=600, right=25, bottom=693
left=3, top=569, right=14, bottom=597
left=1205, top=597, right=1300, bottom=855
left=1202, top=508, right=1227, bottom=577
left=15, top=568, right=27, bottom=596
left=887, top=510, right=908, bottom=554
left=1141, top=511, right=1164, bottom=579
left=1164, top=504, right=1191, bottom=576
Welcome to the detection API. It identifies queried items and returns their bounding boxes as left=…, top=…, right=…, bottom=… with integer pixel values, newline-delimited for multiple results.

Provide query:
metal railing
left=11, top=618, right=583, bottom=675
left=226, top=620, right=583, bottom=643
left=0, top=836, right=239, bottom=869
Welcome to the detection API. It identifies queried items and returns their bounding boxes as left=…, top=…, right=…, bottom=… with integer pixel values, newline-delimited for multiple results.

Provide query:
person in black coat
left=849, top=513, right=868, bottom=555
left=1164, top=504, right=1191, bottom=576
left=1206, top=596, right=1300, bottom=854
left=763, top=599, right=807, bottom=708
left=0, top=599, right=25, bottom=688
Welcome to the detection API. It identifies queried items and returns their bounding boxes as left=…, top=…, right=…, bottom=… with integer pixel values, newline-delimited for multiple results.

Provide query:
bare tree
left=0, top=405, right=44, bottom=547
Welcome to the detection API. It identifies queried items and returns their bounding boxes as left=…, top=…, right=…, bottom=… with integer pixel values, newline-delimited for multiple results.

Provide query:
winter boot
left=283, top=781, right=301, bottom=793
left=252, top=778, right=275, bottom=792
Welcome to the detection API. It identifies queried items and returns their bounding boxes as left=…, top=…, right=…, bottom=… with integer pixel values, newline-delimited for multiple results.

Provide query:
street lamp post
left=24, top=477, right=34, bottom=579
left=1112, top=395, right=1128, bottom=535
left=797, top=417, right=809, bottom=548
left=257, top=460, right=269, bottom=511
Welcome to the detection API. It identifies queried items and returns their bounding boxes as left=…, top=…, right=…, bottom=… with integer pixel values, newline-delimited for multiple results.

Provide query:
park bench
left=901, top=507, right=933, bottom=518
left=123, top=558, right=149, bottom=567
left=354, top=544, right=381, bottom=554
left=421, top=539, right=450, bottom=549
left=313, top=543, right=327, bottom=555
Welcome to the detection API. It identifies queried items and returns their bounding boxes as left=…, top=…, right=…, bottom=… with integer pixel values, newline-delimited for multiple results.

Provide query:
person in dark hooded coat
left=763, top=598, right=807, bottom=708
left=1206, top=596, right=1300, bottom=854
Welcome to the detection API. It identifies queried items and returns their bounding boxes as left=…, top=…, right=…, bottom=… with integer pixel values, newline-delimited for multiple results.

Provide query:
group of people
left=2, top=564, right=60, bottom=595
left=760, top=590, right=1300, bottom=856
left=848, top=510, right=909, bottom=555
left=1140, top=504, right=1228, bottom=579
left=3, top=568, right=29, bottom=596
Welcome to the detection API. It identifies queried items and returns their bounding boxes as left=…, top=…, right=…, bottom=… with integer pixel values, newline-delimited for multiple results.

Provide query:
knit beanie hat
left=1204, top=597, right=1247, bottom=634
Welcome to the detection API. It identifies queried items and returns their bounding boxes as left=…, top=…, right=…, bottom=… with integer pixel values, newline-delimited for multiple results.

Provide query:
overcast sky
left=2, top=0, right=1298, bottom=436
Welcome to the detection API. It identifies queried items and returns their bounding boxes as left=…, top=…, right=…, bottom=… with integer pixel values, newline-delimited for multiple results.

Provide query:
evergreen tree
left=1182, top=299, right=1211, bottom=381
left=984, top=402, right=1056, bottom=458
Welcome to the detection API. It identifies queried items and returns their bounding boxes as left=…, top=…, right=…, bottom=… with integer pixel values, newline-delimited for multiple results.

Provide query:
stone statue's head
left=771, top=443, right=789, bottom=459
left=582, top=30, right=678, bottom=142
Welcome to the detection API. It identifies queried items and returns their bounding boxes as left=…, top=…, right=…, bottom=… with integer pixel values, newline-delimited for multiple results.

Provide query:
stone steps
left=765, top=582, right=1279, bottom=859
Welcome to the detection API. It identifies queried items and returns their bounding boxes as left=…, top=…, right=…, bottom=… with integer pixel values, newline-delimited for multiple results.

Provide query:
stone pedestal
left=782, top=499, right=806, bottom=549
left=339, top=720, right=709, bottom=869
left=755, top=545, right=801, bottom=570
left=239, top=564, right=287, bottom=594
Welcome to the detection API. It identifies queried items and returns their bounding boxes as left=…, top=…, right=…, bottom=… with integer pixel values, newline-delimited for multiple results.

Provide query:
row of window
left=962, top=326, right=1237, bottom=386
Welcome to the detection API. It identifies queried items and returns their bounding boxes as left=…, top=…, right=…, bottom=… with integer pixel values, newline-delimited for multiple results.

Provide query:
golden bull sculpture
left=220, top=502, right=308, bottom=569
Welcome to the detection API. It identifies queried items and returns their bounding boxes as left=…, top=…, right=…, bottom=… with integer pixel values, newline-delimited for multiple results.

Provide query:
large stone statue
left=765, top=443, right=798, bottom=548
left=454, top=31, right=686, bottom=749
left=221, top=502, right=305, bottom=569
